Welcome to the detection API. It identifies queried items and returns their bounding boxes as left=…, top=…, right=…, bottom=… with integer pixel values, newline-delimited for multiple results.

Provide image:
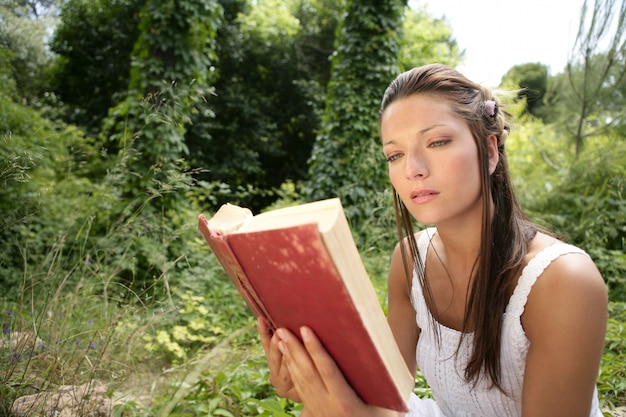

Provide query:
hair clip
left=484, top=100, right=497, bottom=117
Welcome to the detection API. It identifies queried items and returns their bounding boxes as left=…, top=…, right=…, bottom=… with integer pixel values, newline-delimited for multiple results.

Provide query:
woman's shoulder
left=525, top=233, right=596, bottom=274
left=521, top=232, right=607, bottom=334
left=393, top=228, right=434, bottom=252
left=524, top=232, right=603, bottom=289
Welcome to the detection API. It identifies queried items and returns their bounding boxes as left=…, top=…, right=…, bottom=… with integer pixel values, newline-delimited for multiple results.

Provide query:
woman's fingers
left=258, top=316, right=272, bottom=355
left=257, top=317, right=301, bottom=401
left=264, top=325, right=399, bottom=417
left=277, top=326, right=347, bottom=396
left=277, top=326, right=385, bottom=417
left=276, top=327, right=326, bottom=401
left=299, top=326, right=354, bottom=396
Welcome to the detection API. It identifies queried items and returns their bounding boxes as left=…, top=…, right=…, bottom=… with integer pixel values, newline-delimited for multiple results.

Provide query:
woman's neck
left=431, top=196, right=492, bottom=270
left=434, top=221, right=482, bottom=270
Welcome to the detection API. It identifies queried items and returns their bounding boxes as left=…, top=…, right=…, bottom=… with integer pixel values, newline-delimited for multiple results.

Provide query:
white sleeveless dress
left=405, top=228, right=603, bottom=417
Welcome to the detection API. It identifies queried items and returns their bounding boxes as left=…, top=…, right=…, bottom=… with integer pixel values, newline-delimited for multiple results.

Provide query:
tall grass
left=0, top=229, right=151, bottom=416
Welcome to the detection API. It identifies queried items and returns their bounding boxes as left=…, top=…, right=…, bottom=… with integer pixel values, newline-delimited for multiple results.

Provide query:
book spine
left=198, top=215, right=277, bottom=331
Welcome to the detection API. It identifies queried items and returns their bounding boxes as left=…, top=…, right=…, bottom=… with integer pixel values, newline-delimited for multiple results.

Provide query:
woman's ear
left=487, top=134, right=499, bottom=175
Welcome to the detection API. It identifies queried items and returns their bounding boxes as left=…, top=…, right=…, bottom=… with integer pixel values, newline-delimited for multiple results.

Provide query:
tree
left=186, top=0, right=341, bottom=212
left=0, top=0, right=58, bottom=18
left=304, top=0, right=407, bottom=224
left=502, top=63, right=548, bottom=117
left=103, top=0, right=222, bottom=165
left=398, top=4, right=462, bottom=71
left=50, top=0, right=145, bottom=133
left=0, top=0, right=57, bottom=103
left=565, top=0, right=626, bottom=154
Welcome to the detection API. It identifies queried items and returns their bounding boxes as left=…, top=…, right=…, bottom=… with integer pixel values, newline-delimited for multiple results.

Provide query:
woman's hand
left=257, top=317, right=301, bottom=402
left=276, top=325, right=402, bottom=417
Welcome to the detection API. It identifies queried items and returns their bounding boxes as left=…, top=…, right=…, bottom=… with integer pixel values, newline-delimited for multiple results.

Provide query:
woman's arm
left=521, top=251, right=608, bottom=417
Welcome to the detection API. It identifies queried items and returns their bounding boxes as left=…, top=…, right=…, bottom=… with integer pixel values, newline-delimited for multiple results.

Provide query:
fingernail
left=275, top=328, right=286, bottom=340
left=277, top=341, right=286, bottom=354
left=300, top=326, right=311, bottom=342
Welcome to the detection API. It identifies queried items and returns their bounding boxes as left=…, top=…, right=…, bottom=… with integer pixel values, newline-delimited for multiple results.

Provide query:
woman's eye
left=386, top=153, right=402, bottom=162
left=429, top=139, right=449, bottom=148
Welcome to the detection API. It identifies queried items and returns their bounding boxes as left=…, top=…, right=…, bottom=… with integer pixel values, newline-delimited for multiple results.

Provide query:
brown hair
left=380, top=63, right=538, bottom=390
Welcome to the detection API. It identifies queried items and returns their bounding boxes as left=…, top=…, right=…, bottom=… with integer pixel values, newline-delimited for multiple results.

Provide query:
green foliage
left=142, top=286, right=249, bottom=364
left=50, top=0, right=145, bottom=132
left=105, top=0, right=221, bottom=166
left=0, top=46, right=18, bottom=99
left=0, top=193, right=162, bottom=416
left=186, top=0, right=338, bottom=212
left=549, top=54, right=626, bottom=154
left=237, top=0, right=301, bottom=41
left=0, top=0, right=59, bottom=18
left=0, top=92, right=106, bottom=292
left=149, top=353, right=301, bottom=417
left=398, top=5, right=462, bottom=71
left=502, top=63, right=548, bottom=117
left=305, top=0, right=407, bottom=226
left=128, top=0, right=221, bottom=94
left=509, top=112, right=626, bottom=301
left=0, top=87, right=207, bottom=296
left=531, top=138, right=625, bottom=300
left=599, top=302, right=626, bottom=410
left=0, top=2, right=55, bottom=103
left=560, top=0, right=626, bottom=154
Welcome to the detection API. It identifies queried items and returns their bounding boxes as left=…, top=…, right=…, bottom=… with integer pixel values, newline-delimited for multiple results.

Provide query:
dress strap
left=411, top=228, right=436, bottom=325
left=416, top=227, right=436, bottom=265
left=505, top=243, right=588, bottom=318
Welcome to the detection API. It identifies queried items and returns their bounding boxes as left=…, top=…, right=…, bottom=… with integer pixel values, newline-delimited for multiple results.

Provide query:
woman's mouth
left=410, top=189, right=439, bottom=204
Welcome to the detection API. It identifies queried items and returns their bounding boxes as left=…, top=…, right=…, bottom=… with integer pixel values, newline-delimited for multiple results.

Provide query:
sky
left=412, top=0, right=586, bottom=86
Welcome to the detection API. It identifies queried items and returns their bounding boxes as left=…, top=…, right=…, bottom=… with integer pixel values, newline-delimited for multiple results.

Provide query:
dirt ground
left=611, top=407, right=626, bottom=416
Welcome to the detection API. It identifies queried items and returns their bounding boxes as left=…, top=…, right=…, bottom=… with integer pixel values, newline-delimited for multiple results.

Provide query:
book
left=198, top=198, right=413, bottom=412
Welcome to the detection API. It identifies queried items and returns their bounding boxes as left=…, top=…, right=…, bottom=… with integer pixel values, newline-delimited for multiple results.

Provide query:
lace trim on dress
left=504, top=243, right=587, bottom=318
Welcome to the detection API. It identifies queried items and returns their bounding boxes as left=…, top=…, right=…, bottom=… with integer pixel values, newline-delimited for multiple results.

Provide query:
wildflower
left=89, top=341, right=96, bottom=350
left=2, top=323, right=9, bottom=335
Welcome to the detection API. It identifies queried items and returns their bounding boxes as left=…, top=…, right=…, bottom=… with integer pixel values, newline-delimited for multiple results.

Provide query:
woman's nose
left=405, top=152, right=429, bottom=179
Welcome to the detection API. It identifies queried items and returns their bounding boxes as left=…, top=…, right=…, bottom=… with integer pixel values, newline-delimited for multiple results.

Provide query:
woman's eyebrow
left=419, top=123, right=446, bottom=135
left=382, top=123, right=447, bottom=147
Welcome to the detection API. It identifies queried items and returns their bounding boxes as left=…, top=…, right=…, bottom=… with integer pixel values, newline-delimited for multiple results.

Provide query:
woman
left=258, top=64, right=608, bottom=417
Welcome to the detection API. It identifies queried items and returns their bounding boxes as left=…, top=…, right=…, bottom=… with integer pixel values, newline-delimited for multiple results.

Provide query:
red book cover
left=198, top=211, right=411, bottom=412
left=198, top=216, right=276, bottom=328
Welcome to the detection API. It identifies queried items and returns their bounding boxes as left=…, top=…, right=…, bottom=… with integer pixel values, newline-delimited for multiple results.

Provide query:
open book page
left=209, top=199, right=343, bottom=235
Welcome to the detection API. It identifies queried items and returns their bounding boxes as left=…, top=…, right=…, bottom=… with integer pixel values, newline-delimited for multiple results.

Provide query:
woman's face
left=381, top=94, right=496, bottom=228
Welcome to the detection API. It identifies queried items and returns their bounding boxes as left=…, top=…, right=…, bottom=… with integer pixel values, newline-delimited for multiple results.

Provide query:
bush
left=528, top=138, right=626, bottom=301
left=599, top=302, right=626, bottom=410
left=508, top=118, right=626, bottom=301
